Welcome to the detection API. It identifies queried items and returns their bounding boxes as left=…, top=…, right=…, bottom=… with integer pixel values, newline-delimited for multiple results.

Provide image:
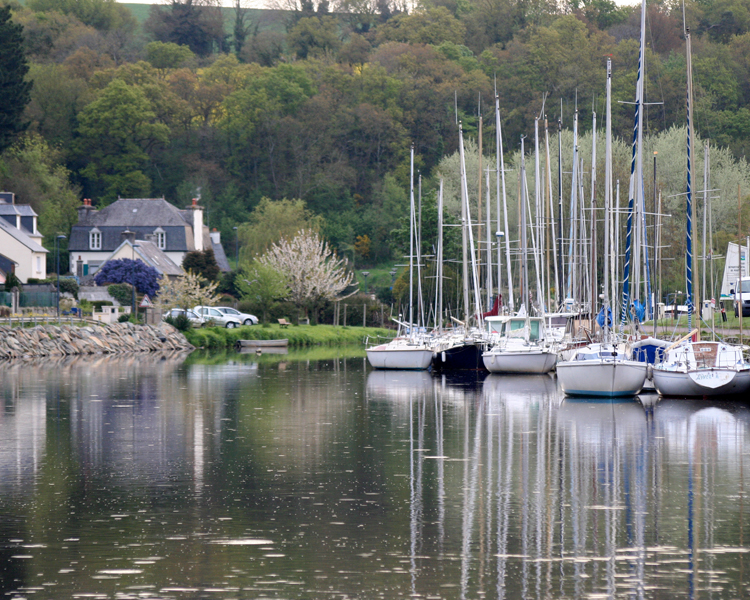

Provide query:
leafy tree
left=237, top=197, right=323, bottom=261
left=0, top=5, right=32, bottom=154
left=259, top=229, right=354, bottom=320
left=75, top=79, right=170, bottom=202
left=94, top=258, right=162, bottom=296
left=145, top=0, right=226, bottom=57
left=287, top=16, right=341, bottom=59
left=26, top=0, right=136, bottom=32
left=0, top=135, right=80, bottom=242
left=375, top=7, right=467, bottom=45
left=145, top=41, right=195, bottom=73
left=155, top=270, right=220, bottom=309
left=182, top=248, right=221, bottom=281
left=237, top=262, right=290, bottom=322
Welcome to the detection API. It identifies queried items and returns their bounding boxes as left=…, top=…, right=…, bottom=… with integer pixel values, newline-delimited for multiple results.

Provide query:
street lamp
left=55, top=234, right=66, bottom=320
left=131, top=243, right=140, bottom=320
left=389, top=269, right=397, bottom=289
left=361, top=271, right=370, bottom=293
left=233, top=226, right=239, bottom=270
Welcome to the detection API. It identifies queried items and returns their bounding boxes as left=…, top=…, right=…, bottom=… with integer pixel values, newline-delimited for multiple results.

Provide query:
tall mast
left=459, top=124, right=471, bottom=325
left=686, top=25, right=696, bottom=331
left=621, top=0, right=647, bottom=331
left=437, top=179, right=444, bottom=333
left=590, top=110, right=598, bottom=330
left=495, top=96, right=514, bottom=310
left=566, top=110, right=579, bottom=304
left=486, top=168, right=493, bottom=308
left=545, top=116, right=559, bottom=311
left=604, top=58, right=613, bottom=342
left=409, top=145, right=415, bottom=333
left=520, top=136, right=529, bottom=311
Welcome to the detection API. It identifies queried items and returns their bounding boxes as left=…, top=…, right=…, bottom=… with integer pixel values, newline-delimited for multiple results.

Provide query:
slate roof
left=70, top=198, right=195, bottom=253
left=107, top=239, right=184, bottom=277
left=0, top=204, right=37, bottom=217
left=0, top=217, right=47, bottom=253
left=212, top=238, right=231, bottom=272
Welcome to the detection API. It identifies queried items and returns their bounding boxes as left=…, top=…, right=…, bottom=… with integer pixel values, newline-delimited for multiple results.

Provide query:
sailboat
left=367, top=146, right=433, bottom=370
left=482, top=136, right=557, bottom=375
left=432, top=122, right=489, bottom=371
left=651, top=24, right=750, bottom=397
left=556, top=57, right=647, bottom=397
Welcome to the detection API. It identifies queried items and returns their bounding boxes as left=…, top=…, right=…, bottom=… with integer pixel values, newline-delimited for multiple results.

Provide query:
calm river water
left=1, top=349, right=749, bottom=599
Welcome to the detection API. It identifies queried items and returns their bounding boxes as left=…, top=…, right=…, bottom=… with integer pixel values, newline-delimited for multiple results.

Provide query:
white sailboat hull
left=366, top=343, right=433, bottom=370
left=557, top=359, right=647, bottom=397
left=653, top=367, right=750, bottom=397
left=482, top=348, right=557, bottom=374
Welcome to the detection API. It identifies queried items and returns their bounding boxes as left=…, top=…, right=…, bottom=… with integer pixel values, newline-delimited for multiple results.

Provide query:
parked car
left=213, top=306, right=258, bottom=325
left=193, top=306, right=242, bottom=328
left=163, top=308, right=206, bottom=328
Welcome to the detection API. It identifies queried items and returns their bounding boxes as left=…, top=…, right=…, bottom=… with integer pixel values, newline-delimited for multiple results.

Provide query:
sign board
left=720, top=242, right=749, bottom=299
left=139, top=294, right=152, bottom=308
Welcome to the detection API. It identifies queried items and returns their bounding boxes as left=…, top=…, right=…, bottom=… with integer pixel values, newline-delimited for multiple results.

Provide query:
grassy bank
left=184, top=324, right=393, bottom=349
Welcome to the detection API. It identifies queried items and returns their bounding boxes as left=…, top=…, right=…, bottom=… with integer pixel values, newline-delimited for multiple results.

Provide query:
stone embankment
left=0, top=322, right=193, bottom=359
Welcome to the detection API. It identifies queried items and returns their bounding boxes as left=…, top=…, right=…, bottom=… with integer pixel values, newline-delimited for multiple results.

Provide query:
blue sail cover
left=631, top=299, right=646, bottom=322
left=596, top=306, right=613, bottom=328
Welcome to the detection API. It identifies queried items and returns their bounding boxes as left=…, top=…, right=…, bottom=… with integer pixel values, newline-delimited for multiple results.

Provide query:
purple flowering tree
left=94, top=259, right=162, bottom=296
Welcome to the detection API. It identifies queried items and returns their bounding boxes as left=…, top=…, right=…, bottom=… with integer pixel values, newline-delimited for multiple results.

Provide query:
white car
left=214, top=306, right=258, bottom=326
left=163, top=308, right=206, bottom=328
left=193, top=306, right=242, bottom=328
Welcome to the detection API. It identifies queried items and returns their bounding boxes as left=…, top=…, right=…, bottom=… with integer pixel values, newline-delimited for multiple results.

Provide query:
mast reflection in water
left=0, top=352, right=748, bottom=599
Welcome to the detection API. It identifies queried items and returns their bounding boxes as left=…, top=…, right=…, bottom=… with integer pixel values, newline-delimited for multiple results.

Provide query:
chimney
left=187, top=198, right=204, bottom=251
left=121, top=229, right=136, bottom=244
left=210, top=228, right=220, bottom=245
left=77, top=198, right=97, bottom=223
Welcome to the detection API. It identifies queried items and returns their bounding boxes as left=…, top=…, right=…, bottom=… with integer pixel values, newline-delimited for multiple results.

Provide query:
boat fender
left=442, top=351, right=446, bottom=363
left=647, top=364, right=653, bottom=381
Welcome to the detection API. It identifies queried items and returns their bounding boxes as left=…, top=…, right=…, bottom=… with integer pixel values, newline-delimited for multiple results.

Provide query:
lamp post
left=361, top=271, right=370, bottom=294
left=131, top=243, right=140, bottom=320
left=55, top=234, right=66, bottom=320
left=233, top=226, right=239, bottom=270
left=389, top=269, right=397, bottom=289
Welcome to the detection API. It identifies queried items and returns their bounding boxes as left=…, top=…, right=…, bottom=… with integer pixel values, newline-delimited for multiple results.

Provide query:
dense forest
left=2, top=0, right=750, bottom=304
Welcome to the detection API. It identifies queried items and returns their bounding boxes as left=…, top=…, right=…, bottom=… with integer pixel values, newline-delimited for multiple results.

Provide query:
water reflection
left=0, top=353, right=749, bottom=598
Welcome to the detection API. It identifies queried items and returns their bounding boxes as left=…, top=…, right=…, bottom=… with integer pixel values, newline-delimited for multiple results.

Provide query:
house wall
left=0, top=231, right=46, bottom=282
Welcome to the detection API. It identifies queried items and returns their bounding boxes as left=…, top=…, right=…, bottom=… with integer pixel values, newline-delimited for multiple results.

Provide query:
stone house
left=68, top=197, right=231, bottom=277
left=0, top=192, right=48, bottom=283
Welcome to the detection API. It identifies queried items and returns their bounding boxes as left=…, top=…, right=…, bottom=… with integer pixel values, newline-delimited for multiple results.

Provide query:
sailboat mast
left=621, top=0, right=646, bottom=330
left=686, top=26, right=696, bottom=330
left=486, top=168, right=493, bottom=308
left=566, top=110, right=579, bottom=305
left=590, top=110, right=598, bottom=331
left=496, top=96, right=514, bottom=310
left=520, top=136, right=529, bottom=310
left=459, top=124, right=471, bottom=325
left=603, top=58, right=612, bottom=343
left=409, top=145, right=415, bottom=333
left=437, top=179, right=444, bottom=333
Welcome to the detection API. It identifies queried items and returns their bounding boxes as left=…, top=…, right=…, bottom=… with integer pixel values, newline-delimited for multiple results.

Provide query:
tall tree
left=0, top=5, right=32, bottom=154
left=145, top=0, right=226, bottom=57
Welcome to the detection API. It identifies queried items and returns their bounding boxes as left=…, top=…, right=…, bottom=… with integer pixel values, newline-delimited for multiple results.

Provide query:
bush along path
left=184, top=324, right=394, bottom=350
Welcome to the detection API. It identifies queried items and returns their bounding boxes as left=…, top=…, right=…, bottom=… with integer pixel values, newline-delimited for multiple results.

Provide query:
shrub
left=92, top=300, right=114, bottom=310
left=59, top=278, right=79, bottom=299
left=118, top=314, right=131, bottom=323
left=165, top=313, right=191, bottom=331
left=108, top=283, right=132, bottom=306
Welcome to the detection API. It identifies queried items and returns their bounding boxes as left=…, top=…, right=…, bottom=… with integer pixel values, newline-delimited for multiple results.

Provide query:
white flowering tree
left=155, top=270, right=221, bottom=310
left=259, top=229, right=355, bottom=321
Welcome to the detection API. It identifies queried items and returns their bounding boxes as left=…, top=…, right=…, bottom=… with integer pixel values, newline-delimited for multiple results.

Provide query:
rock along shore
left=0, top=322, right=193, bottom=359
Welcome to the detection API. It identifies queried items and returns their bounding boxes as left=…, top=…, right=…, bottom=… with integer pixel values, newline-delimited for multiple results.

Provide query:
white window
left=36, top=256, right=41, bottom=273
left=155, top=227, right=166, bottom=250
left=90, top=229, right=101, bottom=250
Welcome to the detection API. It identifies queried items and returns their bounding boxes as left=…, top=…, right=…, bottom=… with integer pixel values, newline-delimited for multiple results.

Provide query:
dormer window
left=90, top=228, right=101, bottom=250
left=154, top=227, right=166, bottom=250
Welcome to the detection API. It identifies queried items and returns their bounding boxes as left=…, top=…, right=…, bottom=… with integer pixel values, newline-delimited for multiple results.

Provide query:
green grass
left=184, top=323, right=393, bottom=349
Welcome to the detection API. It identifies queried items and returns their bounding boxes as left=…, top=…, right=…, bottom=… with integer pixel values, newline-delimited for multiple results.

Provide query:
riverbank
left=0, top=322, right=193, bottom=359
left=184, top=324, right=393, bottom=349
